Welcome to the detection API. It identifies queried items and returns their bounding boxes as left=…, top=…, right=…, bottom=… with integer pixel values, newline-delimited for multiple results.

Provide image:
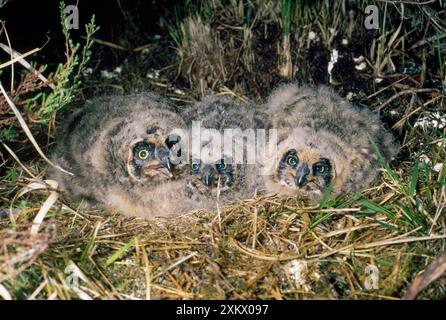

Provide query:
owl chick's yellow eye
left=287, top=156, right=298, bottom=166
left=314, top=164, right=325, bottom=173
left=137, top=149, right=150, bottom=160
left=191, top=162, right=200, bottom=171
left=216, top=161, right=228, bottom=172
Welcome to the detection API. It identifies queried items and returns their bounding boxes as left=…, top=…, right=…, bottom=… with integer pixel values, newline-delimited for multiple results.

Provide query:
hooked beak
left=295, top=163, right=310, bottom=187
left=201, top=166, right=216, bottom=186
left=143, top=161, right=173, bottom=178
left=157, top=147, right=172, bottom=178
left=143, top=146, right=173, bottom=178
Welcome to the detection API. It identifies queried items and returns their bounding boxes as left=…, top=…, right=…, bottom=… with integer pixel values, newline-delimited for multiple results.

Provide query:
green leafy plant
left=28, top=2, right=99, bottom=122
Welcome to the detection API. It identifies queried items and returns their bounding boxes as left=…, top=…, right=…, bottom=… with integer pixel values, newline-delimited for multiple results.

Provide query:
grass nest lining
left=0, top=164, right=445, bottom=299
left=0, top=0, right=446, bottom=299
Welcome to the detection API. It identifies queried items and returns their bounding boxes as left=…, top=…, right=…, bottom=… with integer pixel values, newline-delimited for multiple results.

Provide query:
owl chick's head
left=263, top=84, right=400, bottom=199
left=126, top=132, right=183, bottom=182
left=50, top=92, right=194, bottom=218
left=276, top=147, right=333, bottom=195
left=264, top=127, right=381, bottom=198
left=189, top=157, right=237, bottom=192
left=78, top=94, right=188, bottom=188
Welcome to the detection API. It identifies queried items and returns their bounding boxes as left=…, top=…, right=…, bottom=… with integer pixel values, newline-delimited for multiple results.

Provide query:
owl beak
left=143, top=161, right=173, bottom=178
left=160, top=161, right=173, bottom=177
left=201, top=166, right=216, bottom=186
left=295, top=163, right=310, bottom=187
left=155, top=146, right=174, bottom=178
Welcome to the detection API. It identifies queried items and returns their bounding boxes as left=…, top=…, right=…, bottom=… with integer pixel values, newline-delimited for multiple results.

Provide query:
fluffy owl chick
left=49, top=92, right=190, bottom=218
left=264, top=84, right=399, bottom=198
left=180, top=95, right=267, bottom=209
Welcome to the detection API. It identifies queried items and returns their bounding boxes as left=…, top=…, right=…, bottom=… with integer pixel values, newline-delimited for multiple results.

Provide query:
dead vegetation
left=0, top=0, right=445, bottom=299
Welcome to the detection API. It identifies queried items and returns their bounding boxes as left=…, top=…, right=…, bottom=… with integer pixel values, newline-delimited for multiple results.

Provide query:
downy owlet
left=49, top=92, right=191, bottom=218
left=263, top=84, right=399, bottom=199
left=179, top=95, right=267, bottom=210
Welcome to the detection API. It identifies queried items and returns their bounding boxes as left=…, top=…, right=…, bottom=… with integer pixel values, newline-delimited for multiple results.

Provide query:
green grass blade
left=407, top=159, right=419, bottom=197
left=359, top=199, right=395, bottom=220
left=280, top=0, right=293, bottom=35
left=106, top=238, right=136, bottom=267
left=369, top=136, right=400, bottom=184
left=310, top=212, right=335, bottom=229
left=400, top=203, right=425, bottom=231
left=375, top=220, right=399, bottom=231
left=318, top=180, right=335, bottom=208
left=81, top=235, right=96, bottom=261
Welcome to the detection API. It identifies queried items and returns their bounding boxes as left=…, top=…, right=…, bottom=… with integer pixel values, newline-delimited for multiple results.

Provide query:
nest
left=0, top=0, right=445, bottom=300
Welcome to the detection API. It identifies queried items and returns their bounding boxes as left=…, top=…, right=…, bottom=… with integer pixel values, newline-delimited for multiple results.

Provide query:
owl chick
left=263, top=84, right=399, bottom=198
left=49, top=92, right=190, bottom=218
left=179, top=95, right=267, bottom=209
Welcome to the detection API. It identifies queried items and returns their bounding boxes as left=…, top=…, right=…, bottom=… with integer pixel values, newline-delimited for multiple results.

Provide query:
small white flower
left=355, top=62, right=367, bottom=71
left=419, top=154, right=431, bottom=164
left=100, top=70, right=116, bottom=79
left=141, top=48, right=150, bottom=56
left=113, top=66, right=122, bottom=74
left=353, top=55, right=364, bottom=63
left=308, top=31, right=317, bottom=40
left=146, top=70, right=160, bottom=80
left=82, top=67, right=93, bottom=77
left=342, top=39, right=348, bottom=45
left=414, top=112, right=446, bottom=129
left=433, top=163, right=443, bottom=173
left=414, top=119, right=429, bottom=128
left=346, top=92, right=354, bottom=101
